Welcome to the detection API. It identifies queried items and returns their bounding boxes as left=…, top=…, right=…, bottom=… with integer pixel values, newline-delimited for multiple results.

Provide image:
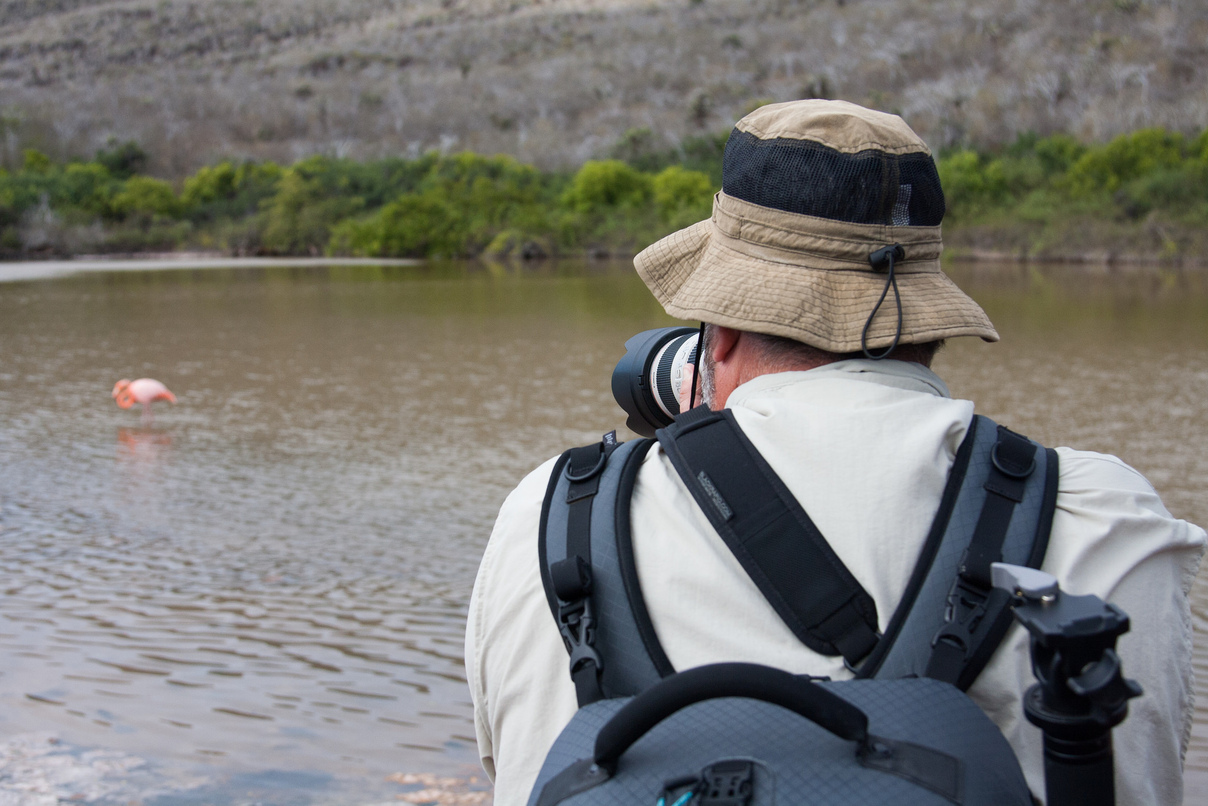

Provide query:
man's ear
left=710, top=326, right=741, bottom=364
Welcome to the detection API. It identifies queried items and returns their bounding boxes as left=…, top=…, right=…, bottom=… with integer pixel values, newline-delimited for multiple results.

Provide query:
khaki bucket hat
left=635, top=100, right=998, bottom=353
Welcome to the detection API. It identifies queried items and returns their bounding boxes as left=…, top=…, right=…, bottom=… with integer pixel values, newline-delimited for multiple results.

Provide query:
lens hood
left=611, top=326, right=697, bottom=437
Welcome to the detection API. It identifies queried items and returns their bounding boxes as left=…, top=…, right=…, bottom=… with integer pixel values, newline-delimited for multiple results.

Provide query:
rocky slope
left=0, top=0, right=1204, bottom=175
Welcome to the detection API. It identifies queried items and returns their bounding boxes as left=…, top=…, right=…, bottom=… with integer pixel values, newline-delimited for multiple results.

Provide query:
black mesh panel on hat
left=722, top=129, right=946, bottom=226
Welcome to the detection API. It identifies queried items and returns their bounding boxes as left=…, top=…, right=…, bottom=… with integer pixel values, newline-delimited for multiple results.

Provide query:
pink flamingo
left=112, top=378, right=177, bottom=424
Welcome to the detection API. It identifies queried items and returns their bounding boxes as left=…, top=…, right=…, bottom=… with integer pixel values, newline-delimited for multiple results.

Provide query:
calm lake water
left=0, top=259, right=1205, bottom=804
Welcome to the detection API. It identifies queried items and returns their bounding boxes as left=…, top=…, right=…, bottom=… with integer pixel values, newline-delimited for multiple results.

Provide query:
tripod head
left=991, top=563, right=1142, bottom=806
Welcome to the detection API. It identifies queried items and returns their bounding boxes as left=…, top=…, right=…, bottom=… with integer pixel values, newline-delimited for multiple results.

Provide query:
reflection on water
left=0, top=259, right=1205, bottom=803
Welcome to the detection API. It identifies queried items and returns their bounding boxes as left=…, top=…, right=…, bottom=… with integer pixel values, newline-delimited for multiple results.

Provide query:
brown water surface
left=0, top=260, right=1204, bottom=803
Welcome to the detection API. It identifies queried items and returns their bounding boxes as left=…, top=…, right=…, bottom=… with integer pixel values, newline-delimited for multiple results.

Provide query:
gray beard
left=699, top=347, right=716, bottom=409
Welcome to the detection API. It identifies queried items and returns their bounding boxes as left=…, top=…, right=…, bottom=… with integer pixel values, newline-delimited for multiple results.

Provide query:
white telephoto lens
left=651, top=333, right=699, bottom=420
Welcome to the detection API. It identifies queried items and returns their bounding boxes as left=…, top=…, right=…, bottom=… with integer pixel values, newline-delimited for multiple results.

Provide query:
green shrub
left=330, top=193, right=461, bottom=257
left=1032, top=134, right=1086, bottom=175
left=1065, top=128, right=1186, bottom=195
left=5, top=125, right=1208, bottom=260
left=0, top=171, right=20, bottom=229
left=287, top=153, right=434, bottom=209
left=1190, top=129, right=1208, bottom=164
left=555, top=160, right=662, bottom=253
left=0, top=167, right=38, bottom=226
left=95, top=140, right=149, bottom=179
left=563, top=160, right=653, bottom=214
left=181, top=161, right=283, bottom=222
left=608, top=129, right=727, bottom=186
left=651, top=165, right=714, bottom=226
left=60, top=162, right=119, bottom=217
left=22, top=149, right=51, bottom=174
left=111, top=176, right=180, bottom=219
left=937, top=150, right=1008, bottom=216
left=422, top=152, right=551, bottom=240
left=330, top=152, right=554, bottom=257
left=260, top=166, right=364, bottom=254
left=181, top=162, right=241, bottom=207
left=984, top=133, right=1083, bottom=199
left=1117, top=165, right=1208, bottom=217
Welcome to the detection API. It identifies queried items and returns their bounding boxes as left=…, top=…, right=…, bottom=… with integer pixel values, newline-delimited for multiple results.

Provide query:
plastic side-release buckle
left=557, top=597, right=602, bottom=674
left=930, top=576, right=989, bottom=661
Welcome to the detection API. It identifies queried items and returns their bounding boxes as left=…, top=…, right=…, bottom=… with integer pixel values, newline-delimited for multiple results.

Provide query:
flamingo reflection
left=117, top=427, right=173, bottom=450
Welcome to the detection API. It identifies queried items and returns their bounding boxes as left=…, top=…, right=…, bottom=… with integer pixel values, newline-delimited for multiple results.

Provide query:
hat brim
left=634, top=197, right=998, bottom=353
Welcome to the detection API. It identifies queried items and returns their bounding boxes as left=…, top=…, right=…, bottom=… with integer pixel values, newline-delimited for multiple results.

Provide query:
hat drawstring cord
left=861, top=244, right=905, bottom=360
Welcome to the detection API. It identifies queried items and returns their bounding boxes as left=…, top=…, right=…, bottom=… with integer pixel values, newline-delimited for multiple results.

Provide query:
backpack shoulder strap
left=862, top=414, right=1059, bottom=689
left=540, top=413, right=1058, bottom=702
left=655, top=406, right=881, bottom=667
left=539, top=433, right=667, bottom=706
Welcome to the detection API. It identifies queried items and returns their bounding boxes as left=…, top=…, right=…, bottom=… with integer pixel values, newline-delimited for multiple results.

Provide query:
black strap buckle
left=931, top=576, right=989, bottom=659
left=557, top=598, right=602, bottom=674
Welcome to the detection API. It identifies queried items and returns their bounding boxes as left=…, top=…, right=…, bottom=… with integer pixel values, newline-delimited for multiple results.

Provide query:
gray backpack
left=529, top=664, right=1033, bottom=805
left=530, top=409, right=1056, bottom=805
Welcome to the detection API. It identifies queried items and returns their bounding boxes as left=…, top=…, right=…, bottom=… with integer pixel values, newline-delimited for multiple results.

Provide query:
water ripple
left=1, top=261, right=1205, bottom=802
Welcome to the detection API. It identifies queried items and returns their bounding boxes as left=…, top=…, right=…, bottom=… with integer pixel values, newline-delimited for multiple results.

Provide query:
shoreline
left=946, top=248, right=1208, bottom=268
left=0, top=254, right=422, bottom=284
left=2, top=248, right=1205, bottom=286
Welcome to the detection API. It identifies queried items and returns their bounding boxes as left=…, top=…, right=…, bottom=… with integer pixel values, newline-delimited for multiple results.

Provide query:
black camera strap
left=656, top=407, right=881, bottom=666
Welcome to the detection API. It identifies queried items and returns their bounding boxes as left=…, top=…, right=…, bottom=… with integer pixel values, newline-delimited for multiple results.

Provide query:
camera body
left=611, top=327, right=699, bottom=437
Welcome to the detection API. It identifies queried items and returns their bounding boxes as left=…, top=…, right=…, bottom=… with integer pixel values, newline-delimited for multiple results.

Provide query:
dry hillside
left=0, top=0, right=1205, bottom=175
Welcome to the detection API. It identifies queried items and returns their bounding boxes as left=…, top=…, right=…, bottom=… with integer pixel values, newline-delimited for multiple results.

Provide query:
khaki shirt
left=466, top=360, right=1205, bottom=806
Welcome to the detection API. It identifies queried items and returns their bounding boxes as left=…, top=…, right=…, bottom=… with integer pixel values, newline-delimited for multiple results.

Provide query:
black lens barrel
left=611, top=326, right=697, bottom=437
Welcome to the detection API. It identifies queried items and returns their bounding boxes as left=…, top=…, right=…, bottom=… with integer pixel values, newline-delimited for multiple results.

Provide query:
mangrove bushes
left=4, top=126, right=1208, bottom=261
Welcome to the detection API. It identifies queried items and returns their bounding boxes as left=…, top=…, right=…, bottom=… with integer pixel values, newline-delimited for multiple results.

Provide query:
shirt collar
left=726, top=359, right=952, bottom=406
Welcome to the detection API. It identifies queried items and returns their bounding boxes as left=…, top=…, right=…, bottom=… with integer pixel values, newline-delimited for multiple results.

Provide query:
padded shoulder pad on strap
left=539, top=437, right=669, bottom=705
left=656, top=408, right=881, bottom=666
left=864, top=415, right=1058, bottom=688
